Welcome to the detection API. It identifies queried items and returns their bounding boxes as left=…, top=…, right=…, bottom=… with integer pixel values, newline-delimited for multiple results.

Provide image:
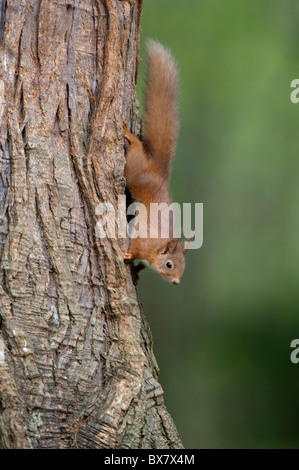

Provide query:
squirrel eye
left=166, top=261, right=173, bottom=269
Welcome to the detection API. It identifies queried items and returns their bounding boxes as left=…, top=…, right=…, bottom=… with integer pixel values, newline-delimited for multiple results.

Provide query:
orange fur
left=123, top=41, right=186, bottom=285
left=143, top=40, right=180, bottom=177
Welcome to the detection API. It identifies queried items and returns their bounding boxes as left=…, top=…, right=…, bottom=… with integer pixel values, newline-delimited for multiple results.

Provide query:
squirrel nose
left=172, top=279, right=180, bottom=285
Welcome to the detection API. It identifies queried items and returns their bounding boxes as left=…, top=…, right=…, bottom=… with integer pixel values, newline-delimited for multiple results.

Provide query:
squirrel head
left=151, top=238, right=188, bottom=284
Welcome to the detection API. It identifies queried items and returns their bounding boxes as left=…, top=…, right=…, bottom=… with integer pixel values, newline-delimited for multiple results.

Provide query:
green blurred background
left=137, top=0, right=299, bottom=449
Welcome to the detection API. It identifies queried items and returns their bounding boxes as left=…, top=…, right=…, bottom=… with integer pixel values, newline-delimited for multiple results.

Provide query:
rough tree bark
left=0, top=0, right=183, bottom=449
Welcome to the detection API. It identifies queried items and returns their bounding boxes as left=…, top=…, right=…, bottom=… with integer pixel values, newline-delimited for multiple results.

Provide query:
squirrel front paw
left=123, top=252, right=133, bottom=262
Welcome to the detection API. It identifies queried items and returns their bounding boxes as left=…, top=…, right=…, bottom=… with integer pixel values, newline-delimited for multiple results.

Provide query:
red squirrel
left=123, top=40, right=188, bottom=285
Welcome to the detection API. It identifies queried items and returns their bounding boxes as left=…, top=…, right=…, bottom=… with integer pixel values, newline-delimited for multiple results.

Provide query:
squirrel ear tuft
left=182, top=237, right=193, bottom=255
left=183, top=244, right=189, bottom=255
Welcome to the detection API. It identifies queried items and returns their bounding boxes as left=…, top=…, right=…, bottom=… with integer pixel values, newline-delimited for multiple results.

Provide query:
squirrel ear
left=167, top=238, right=179, bottom=253
left=161, top=239, right=178, bottom=255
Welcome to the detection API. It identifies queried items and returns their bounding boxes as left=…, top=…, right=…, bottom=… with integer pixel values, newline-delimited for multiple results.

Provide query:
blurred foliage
left=136, top=0, right=299, bottom=448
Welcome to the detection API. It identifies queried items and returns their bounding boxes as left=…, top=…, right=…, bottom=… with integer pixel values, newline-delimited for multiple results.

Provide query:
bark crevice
left=0, top=0, right=7, bottom=45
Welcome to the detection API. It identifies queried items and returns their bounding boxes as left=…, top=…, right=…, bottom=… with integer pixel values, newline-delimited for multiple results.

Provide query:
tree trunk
left=0, top=0, right=182, bottom=449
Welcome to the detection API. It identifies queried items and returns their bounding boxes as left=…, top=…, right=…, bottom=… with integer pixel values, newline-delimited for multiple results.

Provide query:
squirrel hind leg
left=123, top=121, right=142, bottom=147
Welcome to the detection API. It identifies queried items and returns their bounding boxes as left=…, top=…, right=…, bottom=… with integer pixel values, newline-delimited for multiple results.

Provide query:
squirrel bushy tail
left=143, top=40, right=179, bottom=176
